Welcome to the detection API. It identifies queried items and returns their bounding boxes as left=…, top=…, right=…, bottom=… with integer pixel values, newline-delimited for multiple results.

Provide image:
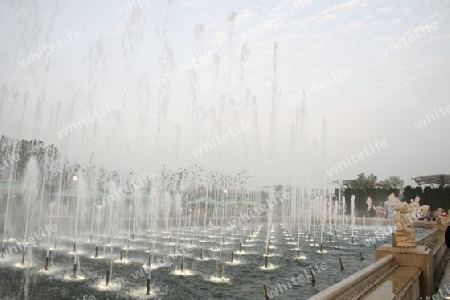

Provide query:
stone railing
left=309, top=255, right=397, bottom=300
left=310, top=222, right=448, bottom=300
left=415, top=225, right=448, bottom=291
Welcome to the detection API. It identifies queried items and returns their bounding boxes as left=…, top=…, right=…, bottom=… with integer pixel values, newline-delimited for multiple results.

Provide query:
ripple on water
left=67, top=250, right=86, bottom=255
left=13, top=262, right=34, bottom=269
left=207, top=275, right=231, bottom=284
left=263, top=253, right=279, bottom=258
left=128, top=288, right=159, bottom=299
left=260, top=263, right=278, bottom=271
left=37, top=267, right=62, bottom=275
left=62, top=274, right=86, bottom=282
left=171, top=269, right=195, bottom=276
left=142, top=260, right=171, bottom=270
left=225, top=260, right=242, bottom=266
left=113, top=259, right=132, bottom=264
left=194, top=257, right=211, bottom=261
left=93, top=280, right=122, bottom=292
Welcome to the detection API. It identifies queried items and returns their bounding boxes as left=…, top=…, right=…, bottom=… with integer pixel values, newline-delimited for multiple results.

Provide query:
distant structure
left=412, top=174, right=450, bottom=187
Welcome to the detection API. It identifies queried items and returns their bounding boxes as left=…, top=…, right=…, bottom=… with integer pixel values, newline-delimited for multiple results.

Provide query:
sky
left=0, top=0, right=449, bottom=188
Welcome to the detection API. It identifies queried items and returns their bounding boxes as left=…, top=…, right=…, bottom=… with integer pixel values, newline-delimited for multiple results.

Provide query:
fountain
left=0, top=1, right=430, bottom=299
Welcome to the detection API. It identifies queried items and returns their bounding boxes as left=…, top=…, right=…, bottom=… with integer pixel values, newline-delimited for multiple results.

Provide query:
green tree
left=403, top=185, right=415, bottom=202
left=378, top=176, right=404, bottom=190
left=350, top=173, right=377, bottom=190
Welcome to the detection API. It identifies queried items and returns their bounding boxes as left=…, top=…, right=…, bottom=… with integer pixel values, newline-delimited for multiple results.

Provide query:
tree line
left=342, top=173, right=450, bottom=214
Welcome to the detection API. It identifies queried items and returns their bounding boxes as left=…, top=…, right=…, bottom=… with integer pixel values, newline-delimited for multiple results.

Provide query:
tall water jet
left=155, top=0, right=174, bottom=169
left=1, top=141, right=18, bottom=258
left=21, top=158, right=40, bottom=265
left=44, top=201, right=56, bottom=271
left=72, top=171, right=87, bottom=277
left=351, top=194, right=356, bottom=241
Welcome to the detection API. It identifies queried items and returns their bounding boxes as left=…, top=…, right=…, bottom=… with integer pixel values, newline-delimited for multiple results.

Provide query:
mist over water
left=0, top=1, right=332, bottom=187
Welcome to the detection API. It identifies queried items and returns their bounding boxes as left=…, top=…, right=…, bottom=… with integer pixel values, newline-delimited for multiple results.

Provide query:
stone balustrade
left=310, top=220, right=449, bottom=300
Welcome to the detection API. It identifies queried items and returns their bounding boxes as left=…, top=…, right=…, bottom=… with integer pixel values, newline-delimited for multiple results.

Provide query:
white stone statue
left=418, top=205, right=430, bottom=220
left=327, top=198, right=334, bottom=210
left=366, top=196, right=373, bottom=211
left=392, top=202, right=416, bottom=247
left=375, top=206, right=384, bottom=218
left=384, top=193, right=401, bottom=218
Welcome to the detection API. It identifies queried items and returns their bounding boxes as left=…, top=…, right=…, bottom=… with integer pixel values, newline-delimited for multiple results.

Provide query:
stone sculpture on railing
left=392, top=202, right=417, bottom=247
left=434, top=208, right=447, bottom=225
left=408, top=196, right=421, bottom=220
left=435, top=208, right=444, bottom=218
left=418, top=205, right=431, bottom=220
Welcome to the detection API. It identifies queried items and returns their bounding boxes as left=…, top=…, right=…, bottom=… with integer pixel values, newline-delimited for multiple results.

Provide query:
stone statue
left=392, top=202, right=416, bottom=247
left=435, top=208, right=444, bottom=218
left=384, top=193, right=401, bottom=218
left=434, top=208, right=446, bottom=225
left=375, top=206, right=384, bottom=218
left=408, top=196, right=421, bottom=220
left=419, top=205, right=430, bottom=220
left=366, top=196, right=373, bottom=211
left=327, top=198, right=334, bottom=210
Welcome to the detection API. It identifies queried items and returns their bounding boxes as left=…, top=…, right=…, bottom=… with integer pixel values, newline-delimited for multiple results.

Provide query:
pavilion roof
left=412, top=174, right=450, bottom=186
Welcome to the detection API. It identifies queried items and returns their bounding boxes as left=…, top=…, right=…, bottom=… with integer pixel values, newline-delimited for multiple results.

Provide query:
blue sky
left=0, top=0, right=449, bottom=187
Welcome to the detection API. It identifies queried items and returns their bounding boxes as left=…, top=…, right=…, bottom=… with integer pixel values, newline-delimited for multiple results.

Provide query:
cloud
left=178, top=0, right=215, bottom=7
left=392, top=18, right=402, bottom=25
left=378, top=5, right=396, bottom=13
left=400, top=7, right=413, bottom=15
left=429, top=33, right=450, bottom=41
left=237, top=9, right=258, bottom=22
left=334, top=0, right=363, bottom=10
left=405, top=23, right=437, bottom=36
left=304, top=0, right=364, bottom=24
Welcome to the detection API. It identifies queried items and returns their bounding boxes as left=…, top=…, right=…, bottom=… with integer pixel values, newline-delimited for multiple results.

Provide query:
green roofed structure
left=0, top=180, right=24, bottom=194
left=50, top=188, right=105, bottom=199
left=187, top=197, right=221, bottom=205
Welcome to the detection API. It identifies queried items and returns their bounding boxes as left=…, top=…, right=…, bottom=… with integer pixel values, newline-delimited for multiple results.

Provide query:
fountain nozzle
left=310, top=268, right=316, bottom=284
left=181, top=256, right=184, bottom=271
left=72, top=263, right=78, bottom=278
left=339, top=257, right=344, bottom=270
left=147, top=278, right=151, bottom=295
left=45, top=253, right=50, bottom=271
left=106, top=270, right=110, bottom=286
